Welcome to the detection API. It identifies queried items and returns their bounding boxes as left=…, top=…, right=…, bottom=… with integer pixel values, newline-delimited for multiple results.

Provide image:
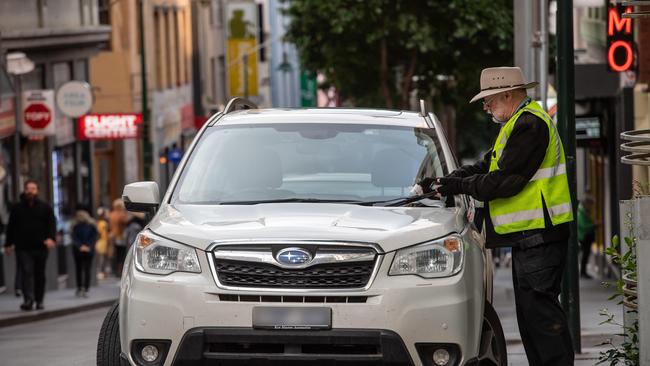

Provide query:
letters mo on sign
left=78, top=114, right=143, bottom=140
left=607, top=5, right=634, bottom=72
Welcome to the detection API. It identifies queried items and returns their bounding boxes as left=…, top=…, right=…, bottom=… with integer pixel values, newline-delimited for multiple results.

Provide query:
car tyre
left=477, top=301, right=508, bottom=366
left=97, top=302, right=126, bottom=366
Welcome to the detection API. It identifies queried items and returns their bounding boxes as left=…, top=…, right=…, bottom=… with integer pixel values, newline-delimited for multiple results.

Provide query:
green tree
left=283, top=0, right=513, bottom=159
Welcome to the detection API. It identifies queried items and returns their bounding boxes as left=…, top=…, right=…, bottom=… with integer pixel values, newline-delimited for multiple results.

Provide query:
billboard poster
left=225, top=1, right=258, bottom=97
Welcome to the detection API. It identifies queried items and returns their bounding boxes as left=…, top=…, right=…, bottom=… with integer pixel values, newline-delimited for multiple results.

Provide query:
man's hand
left=434, top=177, right=463, bottom=196
left=44, top=238, right=56, bottom=250
left=415, top=177, right=437, bottom=194
left=80, top=245, right=90, bottom=253
left=4, top=245, right=13, bottom=256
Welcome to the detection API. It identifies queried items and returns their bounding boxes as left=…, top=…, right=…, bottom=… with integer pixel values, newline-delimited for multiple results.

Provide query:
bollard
left=633, top=196, right=650, bottom=365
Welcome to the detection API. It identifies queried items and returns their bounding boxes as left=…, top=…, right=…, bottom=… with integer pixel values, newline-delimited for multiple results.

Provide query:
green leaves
left=598, top=231, right=639, bottom=365
left=282, top=0, right=513, bottom=151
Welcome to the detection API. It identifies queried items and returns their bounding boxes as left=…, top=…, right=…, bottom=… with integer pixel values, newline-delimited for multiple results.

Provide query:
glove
left=435, top=177, right=462, bottom=196
left=416, top=177, right=437, bottom=194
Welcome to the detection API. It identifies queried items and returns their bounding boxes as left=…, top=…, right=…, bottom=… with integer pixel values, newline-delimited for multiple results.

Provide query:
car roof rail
left=418, top=99, right=434, bottom=128
left=223, top=97, right=258, bottom=114
left=418, top=99, right=427, bottom=117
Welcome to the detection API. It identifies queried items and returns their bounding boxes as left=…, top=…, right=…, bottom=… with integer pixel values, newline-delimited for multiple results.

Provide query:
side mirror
left=122, top=181, right=160, bottom=213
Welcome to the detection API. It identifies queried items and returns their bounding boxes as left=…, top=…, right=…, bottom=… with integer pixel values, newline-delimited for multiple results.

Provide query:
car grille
left=171, top=328, right=415, bottom=366
left=211, top=244, right=379, bottom=289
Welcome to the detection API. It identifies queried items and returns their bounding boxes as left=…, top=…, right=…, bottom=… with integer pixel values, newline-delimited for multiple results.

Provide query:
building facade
left=90, top=0, right=196, bottom=197
left=0, top=0, right=110, bottom=229
left=0, top=0, right=110, bottom=291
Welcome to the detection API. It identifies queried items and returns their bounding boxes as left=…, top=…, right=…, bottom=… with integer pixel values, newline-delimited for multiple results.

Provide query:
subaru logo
left=276, top=248, right=313, bottom=266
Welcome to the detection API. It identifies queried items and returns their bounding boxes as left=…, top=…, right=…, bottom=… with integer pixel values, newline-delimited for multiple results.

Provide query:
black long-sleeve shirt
left=451, top=112, right=569, bottom=248
left=5, top=194, right=57, bottom=251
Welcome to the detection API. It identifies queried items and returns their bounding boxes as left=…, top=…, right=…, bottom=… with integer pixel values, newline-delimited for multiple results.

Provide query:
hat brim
left=469, top=82, right=539, bottom=103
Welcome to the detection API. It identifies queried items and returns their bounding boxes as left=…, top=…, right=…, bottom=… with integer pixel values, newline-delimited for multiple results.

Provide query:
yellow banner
left=227, top=39, right=258, bottom=97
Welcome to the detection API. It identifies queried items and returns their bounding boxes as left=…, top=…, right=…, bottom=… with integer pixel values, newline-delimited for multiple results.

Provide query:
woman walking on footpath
left=71, top=210, right=98, bottom=297
left=109, top=199, right=129, bottom=277
left=95, top=207, right=111, bottom=279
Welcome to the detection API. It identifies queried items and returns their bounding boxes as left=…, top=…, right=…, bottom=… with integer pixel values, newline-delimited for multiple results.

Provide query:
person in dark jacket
left=71, top=210, right=98, bottom=297
left=4, top=180, right=56, bottom=311
left=419, top=67, right=574, bottom=365
left=123, top=212, right=145, bottom=252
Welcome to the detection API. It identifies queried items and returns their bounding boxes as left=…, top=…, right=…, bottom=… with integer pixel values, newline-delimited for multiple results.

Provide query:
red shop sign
left=78, top=113, right=143, bottom=140
left=607, top=5, right=634, bottom=72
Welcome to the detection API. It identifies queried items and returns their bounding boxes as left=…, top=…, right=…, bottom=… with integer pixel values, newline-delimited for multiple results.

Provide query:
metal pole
left=139, top=0, right=152, bottom=181
left=633, top=197, right=650, bottom=365
left=539, top=0, right=548, bottom=111
left=190, top=0, right=203, bottom=118
left=243, top=54, right=249, bottom=99
left=12, top=75, right=22, bottom=201
left=557, top=0, right=581, bottom=353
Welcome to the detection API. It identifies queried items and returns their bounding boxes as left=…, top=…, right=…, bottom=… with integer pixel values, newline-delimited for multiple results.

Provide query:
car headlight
left=134, top=231, right=201, bottom=275
left=389, top=234, right=464, bottom=278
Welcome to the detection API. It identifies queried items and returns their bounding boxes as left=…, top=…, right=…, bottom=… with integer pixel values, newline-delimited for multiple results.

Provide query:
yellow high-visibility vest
left=488, top=100, right=573, bottom=234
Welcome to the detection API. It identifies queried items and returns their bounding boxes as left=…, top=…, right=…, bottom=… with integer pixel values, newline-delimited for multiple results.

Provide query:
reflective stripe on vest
left=488, top=100, right=573, bottom=234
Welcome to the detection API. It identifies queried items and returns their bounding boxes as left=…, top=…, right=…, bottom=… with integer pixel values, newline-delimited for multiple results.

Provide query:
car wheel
left=476, top=301, right=507, bottom=366
left=97, top=302, right=126, bottom=366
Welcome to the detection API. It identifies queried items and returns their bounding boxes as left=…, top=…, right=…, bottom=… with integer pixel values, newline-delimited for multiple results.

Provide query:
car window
left=172, top=123, right=449, bottom=204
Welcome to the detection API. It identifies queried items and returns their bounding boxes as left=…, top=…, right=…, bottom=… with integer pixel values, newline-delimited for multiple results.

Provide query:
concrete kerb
left=0, top=298, right=116, bottom=328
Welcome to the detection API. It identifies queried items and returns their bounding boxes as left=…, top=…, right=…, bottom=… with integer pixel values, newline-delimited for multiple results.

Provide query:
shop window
left=21, top=64, right=45, bottom=91
left=74, top=59, right=88, bottom=81
left=99, top=0, right=111, bottom=25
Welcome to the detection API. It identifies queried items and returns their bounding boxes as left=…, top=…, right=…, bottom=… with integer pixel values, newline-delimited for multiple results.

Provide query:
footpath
left=493, top=264, right=625, bottom=365
left=0, top=277, right=120, bottom=328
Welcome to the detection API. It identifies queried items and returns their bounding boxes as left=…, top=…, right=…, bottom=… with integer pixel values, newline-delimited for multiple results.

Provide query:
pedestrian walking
left=109, top=198, right=129, bottom=277
left=578, top=195, right=597, bottom=279
left=95, top=207, right=111, bottom=279
left=3, top=180, right=56, bottom=311
left=124, top=212, right=145, bottom=253
left=420, top=67, right=575, bottom=365
left=71, top=210, right=98, bottom=297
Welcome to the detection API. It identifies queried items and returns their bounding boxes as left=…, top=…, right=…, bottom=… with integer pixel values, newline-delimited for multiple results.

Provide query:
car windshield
left=172, top=123, right=449, bottom=204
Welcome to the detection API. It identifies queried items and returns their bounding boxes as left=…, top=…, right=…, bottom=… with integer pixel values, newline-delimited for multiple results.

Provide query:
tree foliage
left=283, top=0, right=513, bottom=158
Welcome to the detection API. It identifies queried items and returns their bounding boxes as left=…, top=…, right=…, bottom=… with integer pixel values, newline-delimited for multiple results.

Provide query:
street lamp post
left=6, top=52, right=35, bottom=201
left=557, top=0, right=581, bottom=353
left=139, top=0, right=152, bottom=181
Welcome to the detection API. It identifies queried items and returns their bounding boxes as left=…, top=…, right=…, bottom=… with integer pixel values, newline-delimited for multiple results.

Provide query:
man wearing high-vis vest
left=427, top=67, right=574, bottom=365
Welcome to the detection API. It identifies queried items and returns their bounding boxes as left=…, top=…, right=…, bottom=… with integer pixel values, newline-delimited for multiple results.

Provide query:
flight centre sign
left=78, top=113, right=142, bottom=140
left=607, top=4, right=634, bottom=72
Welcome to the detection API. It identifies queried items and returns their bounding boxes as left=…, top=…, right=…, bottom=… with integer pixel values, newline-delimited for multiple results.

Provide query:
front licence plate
left=252, top=307, right=332, bottom=330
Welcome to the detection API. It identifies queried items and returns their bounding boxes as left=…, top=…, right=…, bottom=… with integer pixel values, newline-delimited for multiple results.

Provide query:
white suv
left=97, top=99, right=506, bottom=366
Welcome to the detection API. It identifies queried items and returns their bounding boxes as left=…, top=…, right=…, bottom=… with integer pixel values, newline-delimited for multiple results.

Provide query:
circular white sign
left=55, top=81, right=94, bottom=118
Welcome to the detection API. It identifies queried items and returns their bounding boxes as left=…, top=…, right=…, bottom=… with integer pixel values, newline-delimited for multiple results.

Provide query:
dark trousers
left=17, top=250, right=48, bottom=304
left=580, top=231, right=595, bottom=275
left=14, top=253, right=23, bottom=292
left=73, top=251, right=94, bottom=290
left=512, top=240, right=575, bottom=366
left=114, top=246, right=128, bottom=277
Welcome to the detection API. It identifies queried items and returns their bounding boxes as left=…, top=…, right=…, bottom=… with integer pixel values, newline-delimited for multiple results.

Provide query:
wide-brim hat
left=469, top=67, right=539, bottom=103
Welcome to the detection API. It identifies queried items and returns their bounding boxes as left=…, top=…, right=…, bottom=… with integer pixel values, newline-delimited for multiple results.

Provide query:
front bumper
left=120, top=245, right=485, bottom=366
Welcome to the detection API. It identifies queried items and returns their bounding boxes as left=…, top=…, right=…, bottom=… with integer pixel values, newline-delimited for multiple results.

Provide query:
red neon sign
left=607, top=5, right=634, bottom=72
left=78, top=113, right=143, bottom=140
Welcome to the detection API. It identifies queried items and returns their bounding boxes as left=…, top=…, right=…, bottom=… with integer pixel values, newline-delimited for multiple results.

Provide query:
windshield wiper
left=217, top=198, right=366, bottom=205
left=366, top=191, right=442, bottom=207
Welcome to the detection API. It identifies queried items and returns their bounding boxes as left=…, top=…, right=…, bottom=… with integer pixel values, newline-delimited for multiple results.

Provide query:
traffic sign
left=22, top=90, right=55, bottom=136
left=56, top=81, right=93, bottom=118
